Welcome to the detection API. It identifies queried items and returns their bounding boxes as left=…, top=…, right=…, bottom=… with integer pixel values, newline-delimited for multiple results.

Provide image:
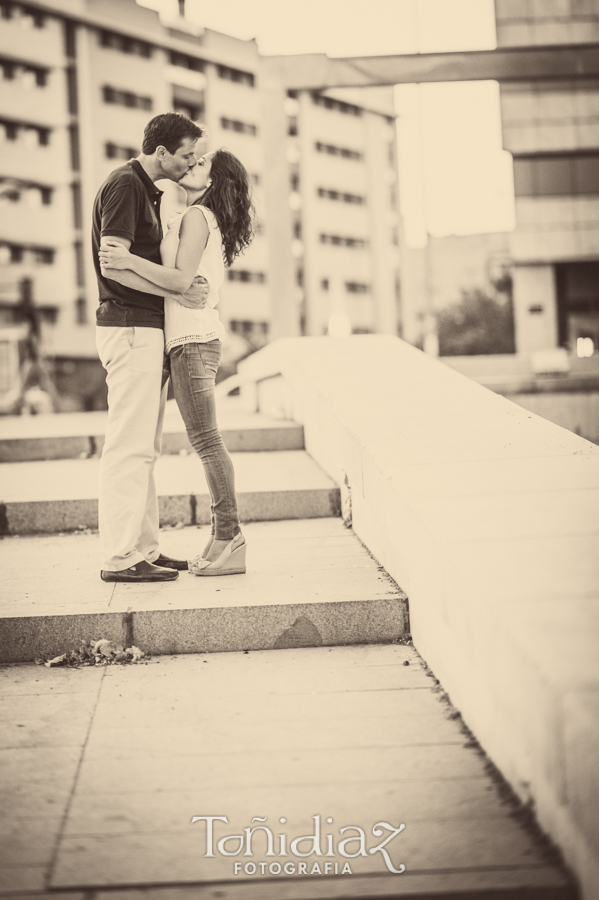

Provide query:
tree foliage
left=437, top=288, right=516, bottom=356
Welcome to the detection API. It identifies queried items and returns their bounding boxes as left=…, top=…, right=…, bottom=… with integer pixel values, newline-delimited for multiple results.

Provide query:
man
left=93, top=112, right=207, bottom=583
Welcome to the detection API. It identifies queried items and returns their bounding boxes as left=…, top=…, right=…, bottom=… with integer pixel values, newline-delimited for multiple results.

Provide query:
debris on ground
left=35, top=640, right=145, bottom=668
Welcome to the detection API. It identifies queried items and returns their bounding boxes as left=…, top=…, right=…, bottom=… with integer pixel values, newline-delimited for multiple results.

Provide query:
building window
left=33, top=247, right=54, bottom=264
left=0, top=243, right=54, bottom=264
left=315, top=142, right=363, bottom=161
left=105, top=142, right=138, bottom=160
left=513, top=152, right=599, bottom=196
left=345, top=282, right=369, bottom=293
left=311, top=93, right=361, bottom=116
left=100, top=30, right=152, bottom=58
left=0, top=58, right=48, bottom=86
left=0, top=118, right=50, bottom=145
left=217, top=64, right=254, bottom=87
left=227, top=270, right=266, bottom=284
left=102, top=85, right=152, bottom=111
left=0, top=2, right=14, bottom=20
left=21, top=7, right=45, bottom=28
left=220, top=117, right=257, bottom=136
left=230, top=319, right=269, bottom=349
left=174, top=102, right=203, bottom=121
left=321, top=278, right=329, bottom=290
left=317, top=187, right=365, bottom=205
left=169, top=51, right=204, bottom=71
left=0, top=178, right=51, bottom=206
left=319, top=234, right=367, bottom=249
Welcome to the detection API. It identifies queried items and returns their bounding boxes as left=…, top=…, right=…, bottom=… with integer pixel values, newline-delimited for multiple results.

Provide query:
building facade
left=0, top=0, right=401, bottom=409
left=495, top=0, right=599, bottom=359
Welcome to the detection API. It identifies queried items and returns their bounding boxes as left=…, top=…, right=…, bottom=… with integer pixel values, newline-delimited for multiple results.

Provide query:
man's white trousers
left=96, top=325, right=167, bottom=572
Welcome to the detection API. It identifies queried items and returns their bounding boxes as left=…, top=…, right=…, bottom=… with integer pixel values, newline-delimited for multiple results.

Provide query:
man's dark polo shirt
left=92, top=159, right=164, bottom=329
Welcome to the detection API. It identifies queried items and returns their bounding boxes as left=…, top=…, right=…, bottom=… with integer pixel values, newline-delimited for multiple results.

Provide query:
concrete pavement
left=0, top=643, right=575, bottom=899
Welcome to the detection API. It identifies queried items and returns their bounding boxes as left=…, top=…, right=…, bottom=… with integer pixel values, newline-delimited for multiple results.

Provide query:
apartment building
left=0, top=0, right=267, bottom=406
left=279, top=83, right=400, bottom=337
left=0, top=0, right=402, bottom=409
left=495, top=0, right=599, bottom=358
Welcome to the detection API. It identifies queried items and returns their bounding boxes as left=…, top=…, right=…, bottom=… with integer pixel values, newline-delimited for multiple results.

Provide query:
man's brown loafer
left=101, top=560, right=179, bottom=583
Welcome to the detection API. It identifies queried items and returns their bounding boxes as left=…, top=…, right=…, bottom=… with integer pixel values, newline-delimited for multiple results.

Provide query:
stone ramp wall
left=239, top=334, right=599, bottom=900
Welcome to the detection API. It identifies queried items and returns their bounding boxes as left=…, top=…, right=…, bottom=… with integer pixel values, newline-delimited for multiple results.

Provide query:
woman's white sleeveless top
left=162, top=205, right=225, bottom=352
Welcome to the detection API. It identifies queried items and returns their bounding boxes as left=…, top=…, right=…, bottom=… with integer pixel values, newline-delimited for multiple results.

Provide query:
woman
left=99, top=148, right=255, bottom=576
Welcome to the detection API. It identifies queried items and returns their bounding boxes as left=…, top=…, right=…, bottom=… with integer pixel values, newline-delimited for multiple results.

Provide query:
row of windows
left=0, top=243, right=54, bottom=265
left=106, top=142, right=138, bottom=161
left=321, top=279, right=370, bottom=292
left=1, top=57, right=47, bottom=87
left=317, top=188, right=365, bottom=205
left=96, top=40, right=253, bottom=87
left=0, top=3, right=45, bottom=27
left=513, top=153, right=599, bottom=197
left=169, top=51, right=204, bottom=72
left=99, top=30, right=152, bottom=58
left=174, top=102, right=203, bottom=122
left=0, top=118, right=50, bottom=146
left=227, top=270, right=266, bottom=284
left=220, top=117, right=257, bottom=136
left=230, top=320, right=269, bottom=342
left=311, top=93, right=361, bottom=117
left=217, top=64, right=254, bottom=87
left=319, top=234, right=367, bottom=249
left=315, top=142, right=363, bottom=161
left=0, top=178, right=52, bottom=206
left=102, top=86, right=152, bottom=112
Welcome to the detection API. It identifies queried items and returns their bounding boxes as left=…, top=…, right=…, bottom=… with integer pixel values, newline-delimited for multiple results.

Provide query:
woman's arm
left=100, top=208, right=209, bottom=293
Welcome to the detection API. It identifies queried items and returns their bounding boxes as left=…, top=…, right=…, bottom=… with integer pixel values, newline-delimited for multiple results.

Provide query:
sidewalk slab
left=0, top=645, right=574, bottom=897
left=0, top=401, right=303, bottom=461
left=0, top=519, right=407, bottom=663
left=0, top=451, right=340, bottom=534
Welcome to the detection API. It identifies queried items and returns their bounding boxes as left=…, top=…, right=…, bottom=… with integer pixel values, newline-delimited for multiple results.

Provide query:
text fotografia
left=190, top=815, right=406, bottom=875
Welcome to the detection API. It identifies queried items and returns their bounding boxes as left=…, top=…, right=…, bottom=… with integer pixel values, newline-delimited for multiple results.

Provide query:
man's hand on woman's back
left=174, top=275, right=209, bottom=309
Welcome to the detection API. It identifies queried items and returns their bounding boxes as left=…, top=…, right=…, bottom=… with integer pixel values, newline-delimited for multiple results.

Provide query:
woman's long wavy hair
left=194, top=149, right=255, bottom=266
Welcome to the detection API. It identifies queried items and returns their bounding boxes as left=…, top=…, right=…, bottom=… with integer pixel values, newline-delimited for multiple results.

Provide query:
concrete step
left=0, top=400, right=304, bottom=461
left=0, top=450, right=340, bottom=535
left=0, top=644, right=575, bottom=896
left=0, top=518, right=407, bottom=663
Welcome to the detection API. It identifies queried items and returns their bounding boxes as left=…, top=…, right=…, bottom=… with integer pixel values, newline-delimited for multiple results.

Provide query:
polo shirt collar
left=130, top=159, right=163, bottom=199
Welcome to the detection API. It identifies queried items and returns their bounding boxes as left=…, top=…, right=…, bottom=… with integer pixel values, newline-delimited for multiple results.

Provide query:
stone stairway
left=0, top=401, right=339, bottom=534
left=0, top=402, right=579, bottom=898
left=0, top=401, right=402, bottom=663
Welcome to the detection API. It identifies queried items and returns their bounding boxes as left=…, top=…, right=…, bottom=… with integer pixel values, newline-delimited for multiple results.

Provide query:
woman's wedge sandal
left=188, top=532, right=246, bottom=576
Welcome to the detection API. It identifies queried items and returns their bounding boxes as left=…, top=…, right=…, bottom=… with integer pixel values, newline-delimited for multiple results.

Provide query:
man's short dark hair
left=142, top=113, right=205, bottom=154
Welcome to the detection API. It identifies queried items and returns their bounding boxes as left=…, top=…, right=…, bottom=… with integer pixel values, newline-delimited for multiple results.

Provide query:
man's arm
left=100, top=236, right=207, bottom=308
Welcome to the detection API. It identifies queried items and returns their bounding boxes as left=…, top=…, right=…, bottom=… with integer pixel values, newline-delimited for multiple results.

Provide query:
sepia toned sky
left=138, top=0, right=515, bottom=245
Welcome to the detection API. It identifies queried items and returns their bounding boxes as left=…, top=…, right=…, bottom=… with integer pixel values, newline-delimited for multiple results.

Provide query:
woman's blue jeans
left=168, top=341, right=240, bottom=541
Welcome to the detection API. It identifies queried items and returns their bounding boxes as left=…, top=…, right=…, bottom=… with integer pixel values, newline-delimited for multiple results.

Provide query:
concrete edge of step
left=0, top=423, right=305, bottom=462
left=0, top=596, right=409, bottom=663
left=0, top=488, right=341, bottom=536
